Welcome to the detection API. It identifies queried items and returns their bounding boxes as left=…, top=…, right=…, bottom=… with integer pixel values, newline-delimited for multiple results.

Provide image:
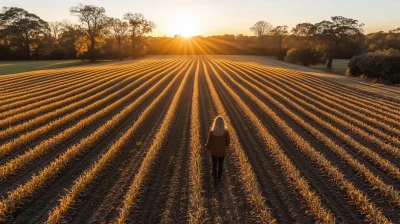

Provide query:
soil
left=1, top=56, right=400, bottom=224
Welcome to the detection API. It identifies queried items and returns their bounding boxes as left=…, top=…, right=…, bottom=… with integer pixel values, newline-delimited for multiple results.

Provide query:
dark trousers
left=212, top=155, right=225, bottom=181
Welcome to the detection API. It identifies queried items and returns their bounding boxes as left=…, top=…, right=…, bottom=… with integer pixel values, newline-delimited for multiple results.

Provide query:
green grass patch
left=310, top=59, right=349, bottom=75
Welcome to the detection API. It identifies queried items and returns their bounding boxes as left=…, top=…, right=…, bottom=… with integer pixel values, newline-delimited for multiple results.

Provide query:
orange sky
left=1, top=0, right=400, bottom=36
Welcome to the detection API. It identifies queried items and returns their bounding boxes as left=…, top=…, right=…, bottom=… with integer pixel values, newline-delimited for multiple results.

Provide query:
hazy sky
left=2, top=0, right=399, bottom=36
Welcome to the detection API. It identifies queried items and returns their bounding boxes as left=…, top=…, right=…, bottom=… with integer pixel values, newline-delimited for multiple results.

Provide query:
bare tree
left=250, top=21, right=273, bottom=42
left=108, top=17, right=128, bottom=60
left=70, top=4, right=109, bottom=61
left=59, top=19, right=73, bottom=29
left=49, top=21, right=61, bottom=40
left=123, top=13, right=155, bottom=58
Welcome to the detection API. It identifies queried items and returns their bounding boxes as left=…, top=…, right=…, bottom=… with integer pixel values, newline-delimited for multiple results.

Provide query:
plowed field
left=1, top=56, right=399, bottom=224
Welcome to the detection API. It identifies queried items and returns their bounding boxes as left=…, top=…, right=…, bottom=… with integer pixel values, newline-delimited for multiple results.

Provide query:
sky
left=1, top=0, right=400, bottom=36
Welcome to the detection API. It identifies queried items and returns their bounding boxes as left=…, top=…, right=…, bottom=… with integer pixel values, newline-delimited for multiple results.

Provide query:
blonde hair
left=211, top=116, right=227, bottom=136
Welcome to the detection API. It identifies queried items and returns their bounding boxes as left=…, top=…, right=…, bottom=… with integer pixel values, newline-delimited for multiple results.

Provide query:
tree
left=250, top=21, right=273, bottom=43
left=314, top=16, right=364, bottom=69
left=389, top=28, right=400, bottom=34
left=0, top=12, right=6, bottom=40
left=32, top=32, right=53, bottom=59
left=123, top=13, right=155, bottom=58
left=0, top=7, right=49, bottom=59
left=70, top=4, right=109, bottom=62
left=289, top=23, right=318, bottom=53
left=270, top=25, right=288, bottom=48
left=365, top=31, right=387, bottom=51
left=291, top=22, right=316, bottom=43
left=49, top=21, right=61, bottom=40
left=58, top=20, right=85, bottom=58
left=0, top=14, right=9, bottom=56
left=385, top=32, right=400, bottom=50
left=286, top=47, right=325, bottom=66
left=108, top=17, right=128, bottom=60
left=74, top=35, right=88, bottom=61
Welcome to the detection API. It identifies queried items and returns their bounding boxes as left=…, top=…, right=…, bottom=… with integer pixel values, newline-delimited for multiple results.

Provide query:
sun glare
left=171, top=14, right=199, bottom=38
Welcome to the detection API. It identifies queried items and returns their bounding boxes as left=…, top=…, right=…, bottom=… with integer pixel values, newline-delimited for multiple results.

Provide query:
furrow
left=0, top=59, right=172, bottom=117
left=187, top=59, right=206, bottom=223
left=215, top=59, right=400, bottom=208
left=43, top=58, right=191, bottom=224
left=0, top=59, right=188, bottom=180
left=206, top=58, right=337, bottom=224
left=0, top=57, right=193, bottom=223
left=202, top=58, right=276, bottom=224
left=115, top=58, right=195, bottom=224
left=0, top=59, right=163, bottom=101
left=0, top=59, right=183, bottom=143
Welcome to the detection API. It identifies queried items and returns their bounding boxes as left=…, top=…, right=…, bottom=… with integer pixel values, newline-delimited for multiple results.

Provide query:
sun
left=171, top=14, right=199, bottom=38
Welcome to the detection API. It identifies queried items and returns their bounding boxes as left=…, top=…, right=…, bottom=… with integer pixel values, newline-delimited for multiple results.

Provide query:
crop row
left=231, top=62, right=400, bottom=146
left=116, top=59, right=195, bottom=224
left=0, top=57, right=194, bottom=222
left=44, top=58, right=193, bottom=224
left=0, top=68, right=109, bottom=114
left=259, top=65, right=400, bottom=122
left=0, top=59, right=172, bottom=118
left=219, top=57, right=400, bottom=121
left=292, top=70, right=400, bottom=111
left=214, top=59, right=400, bottom=208
left=0, top=58, right=159, bottom=94
left=187, top=60, right=206, bottom=223
left=267, top=67, right=400, bottom=127
left=207, top=59, right=337, bottom=223
left=0, top=69, right=83, bottom=94
left=217, top=56, right=400, bottom=118
left=232, top=56, right=400, bottom=111
left=0, top=59, right=163, bottom=102
left=0, top=59, right=189, bottom=180
left=203, top=59, right=276, bottom=224
left=0, top=59, right=184, bottom=142
left=226, top=61, right=400, bottom=181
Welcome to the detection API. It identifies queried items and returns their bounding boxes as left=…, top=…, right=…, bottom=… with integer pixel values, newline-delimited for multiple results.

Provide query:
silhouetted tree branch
left=108, top=17, right=128, bottom=60
left=49, top=21, right=61, bottom=40
left=123, top=13, right=155, bottom=58
left=250, top=21, right=273, bottom=43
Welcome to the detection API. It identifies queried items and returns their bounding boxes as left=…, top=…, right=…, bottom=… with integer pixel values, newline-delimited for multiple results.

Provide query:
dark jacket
left=205, top=130, right=230, bottom=157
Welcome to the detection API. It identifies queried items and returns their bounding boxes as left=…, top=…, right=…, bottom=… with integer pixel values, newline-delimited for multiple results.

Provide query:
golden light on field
left=171, top=14, right=199, bottom=37
left=2, top=55, right=400, bottom=223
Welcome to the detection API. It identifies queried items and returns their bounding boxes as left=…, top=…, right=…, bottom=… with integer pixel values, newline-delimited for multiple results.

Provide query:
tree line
left=0, top=4, right=155, bottom=61
left=1, top=4, right=400, bottom=71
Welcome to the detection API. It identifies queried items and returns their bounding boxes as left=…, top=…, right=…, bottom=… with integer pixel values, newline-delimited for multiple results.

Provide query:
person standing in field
left=205, top=116, right=230, bottom=187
